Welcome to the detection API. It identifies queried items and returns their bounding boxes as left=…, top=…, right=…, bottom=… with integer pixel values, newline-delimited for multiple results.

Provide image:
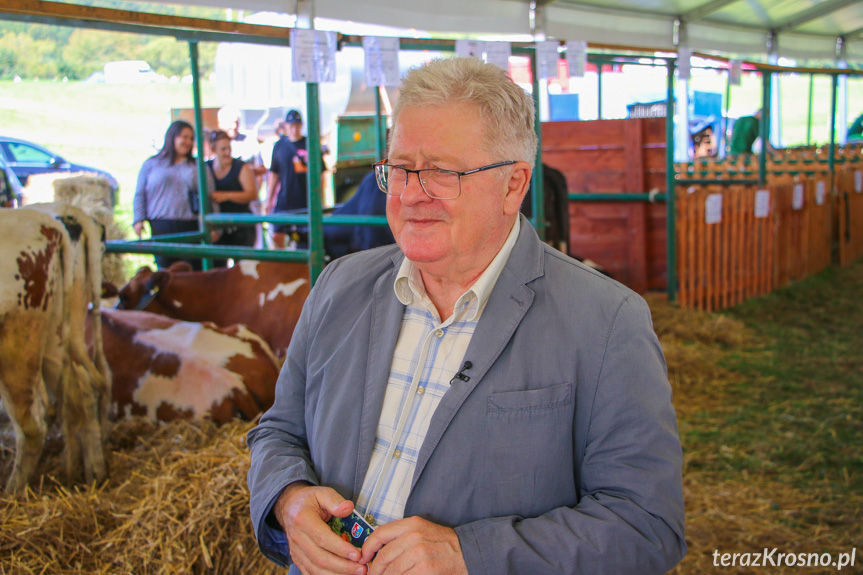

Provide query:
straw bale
left=20, top=173, right=129, bottom=287
left=0, top=418, right=280, bottom=575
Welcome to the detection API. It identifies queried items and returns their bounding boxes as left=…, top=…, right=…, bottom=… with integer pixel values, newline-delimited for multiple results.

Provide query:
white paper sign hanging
left=485, top=41, right=512, bottom=71
left=816, top=181, right=826, bottom=205
left=705, top=193, right=723, bottom=224
left=291, top=29, right=337, bottom=83
left=363, top=36, right=400, bottom=87
left=792, top=184, right=804, bottom=210
left=677, top=47, right=692, bottom=81
left=755, top=189, right=771, bottom=218
left=856, top=170, right=863, bottom=193
left=536, top=41, right=561, bottom=79
left=729, top=59, right=742, bottom=86
left=456, top=39, right=485, bottom=60
left=565, top=41, right=588, bottom=78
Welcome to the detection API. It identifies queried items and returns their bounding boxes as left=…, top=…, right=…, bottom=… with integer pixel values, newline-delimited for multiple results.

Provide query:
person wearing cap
left=248, top=57, right=685, bottom=575
left=266, top=109, right=311, bottom=249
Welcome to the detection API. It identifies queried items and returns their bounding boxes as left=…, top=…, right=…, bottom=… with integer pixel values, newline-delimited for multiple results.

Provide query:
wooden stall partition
left=771, top=176, right=808, bottom=287
left=544, top=117, right=666, bottom=293
left=676, top=184, right=776, bottom=311
left=837, top=166, right=863, bottom=266
left=806, top=174, right=833, bottom=277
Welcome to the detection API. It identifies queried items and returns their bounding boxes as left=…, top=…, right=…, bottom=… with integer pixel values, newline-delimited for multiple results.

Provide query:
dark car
left=0, top=155, right=23, bottom=207
left=0, top=135, right=119, bottom=204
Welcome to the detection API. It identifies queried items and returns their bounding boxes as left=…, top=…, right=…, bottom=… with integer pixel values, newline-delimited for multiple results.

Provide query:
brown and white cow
left=0, top=204, right=109, bottom=493
left=96, top=309, right=278, bottom=424
left=115, top=261, right=309, bottom=358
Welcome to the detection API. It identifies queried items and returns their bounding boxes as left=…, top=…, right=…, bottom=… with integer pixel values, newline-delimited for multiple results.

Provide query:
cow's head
left=115, top=266, right=171, bottom=312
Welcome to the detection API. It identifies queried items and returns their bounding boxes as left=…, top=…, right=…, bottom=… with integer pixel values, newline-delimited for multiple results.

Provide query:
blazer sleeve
left=246, top=261, right=337, bottom=567
left=455, top=294, right=686, bottom=575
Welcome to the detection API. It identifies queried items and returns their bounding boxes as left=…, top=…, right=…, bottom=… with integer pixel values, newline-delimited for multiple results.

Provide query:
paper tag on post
left=536, top=41, right=561, bottom=80
left=485, top=41, right=512, bottom=71
left=456, top=39, right=485, bottom=60
left=856, top=170, right=863, bottom=193
left=291, top=29, right=337, bottom=83
left=755, top=190, right=771, bottom=218
left=565, top=41, right=587, bottom=78
left=816, top=181, right=826, bottom=205
left=363, top=36, right=400, bottom=87
left=792, top=184, right=804, bottom=210
left=705, top=193, right=723, bottom=224
left=677, top=47, right=692, bottom=81
left=729, top=59, right=742, bottom=86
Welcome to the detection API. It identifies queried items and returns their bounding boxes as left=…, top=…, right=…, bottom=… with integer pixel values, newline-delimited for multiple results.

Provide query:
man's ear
left=503, top=162, right=532, bottom=216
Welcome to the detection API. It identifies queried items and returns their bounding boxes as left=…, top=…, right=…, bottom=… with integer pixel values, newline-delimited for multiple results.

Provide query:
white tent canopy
left=134, top=0, right=862, bottom=63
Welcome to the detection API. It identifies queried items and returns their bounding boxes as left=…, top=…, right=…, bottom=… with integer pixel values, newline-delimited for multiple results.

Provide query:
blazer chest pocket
left=487, top=382, right=572, bottom=415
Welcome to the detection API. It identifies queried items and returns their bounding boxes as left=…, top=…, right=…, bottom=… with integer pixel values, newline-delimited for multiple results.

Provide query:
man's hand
left=359, top=516, right=467, bottom=575
left=272, top=483, right=367, bottom=575
left=133, top=221, right=144, bottom=239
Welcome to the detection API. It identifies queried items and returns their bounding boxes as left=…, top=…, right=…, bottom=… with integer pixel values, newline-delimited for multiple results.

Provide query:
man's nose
left=400, top=170, right=432, bottom=204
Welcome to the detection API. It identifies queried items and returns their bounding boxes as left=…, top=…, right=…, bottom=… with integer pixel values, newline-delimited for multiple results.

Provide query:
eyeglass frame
left=373, top=159, right=518, bottom=200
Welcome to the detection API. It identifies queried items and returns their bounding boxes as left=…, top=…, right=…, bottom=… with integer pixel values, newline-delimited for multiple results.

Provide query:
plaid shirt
left=355, top=218, right=520, bottom=526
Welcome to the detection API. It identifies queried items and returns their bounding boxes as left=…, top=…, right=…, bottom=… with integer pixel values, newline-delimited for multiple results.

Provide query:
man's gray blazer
left=248, top=215, right=686, bottom=574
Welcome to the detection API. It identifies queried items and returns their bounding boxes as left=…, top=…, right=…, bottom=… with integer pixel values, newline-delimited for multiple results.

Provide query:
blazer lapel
left=353, top=254, right=405, bottom=495
left=410, top=217, right=545, bottom=490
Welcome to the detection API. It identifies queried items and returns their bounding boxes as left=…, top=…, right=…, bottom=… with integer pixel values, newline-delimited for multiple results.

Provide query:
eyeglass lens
left=381, top=166, right=461, bottom=199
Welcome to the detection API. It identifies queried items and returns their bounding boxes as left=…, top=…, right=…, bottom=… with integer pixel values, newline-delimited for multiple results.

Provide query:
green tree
left=62, top=28, right=140, bottom=79
left=0, top=32, right=58, bottom=79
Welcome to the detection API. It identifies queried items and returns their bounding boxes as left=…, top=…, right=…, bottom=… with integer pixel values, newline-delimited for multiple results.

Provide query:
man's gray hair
left=393, top=57, right=537, bottom=169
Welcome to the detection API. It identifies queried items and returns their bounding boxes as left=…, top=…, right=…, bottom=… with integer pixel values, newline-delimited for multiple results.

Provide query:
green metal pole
left=829, top=73, right=838, bottom=188
left=597, top=64, right=603, bottom=120
left=759, top=70, right=770, bottom=186
left=724, top=69, right=732, bottom=157
left=375, top=87, right=386, bottom=160
left=189, top=40, right=212, bottom=271
left=306, top=82, right=325, bottom=285
left=807, top=74, right=814, bottom=146
left=665, top=58, right=677, bottom=302
left=530, top=49, right=546, bottom=241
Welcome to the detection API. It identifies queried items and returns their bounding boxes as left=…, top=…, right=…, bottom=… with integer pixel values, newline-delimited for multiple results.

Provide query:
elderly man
left=248, top=57, right=686, bottom=575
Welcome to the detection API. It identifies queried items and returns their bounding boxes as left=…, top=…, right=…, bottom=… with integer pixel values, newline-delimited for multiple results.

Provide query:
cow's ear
left=146, top=270, right=171, bottom=293
left=102, top=282, right=119, bottom=298
left=169, top=261, right=193, bottom=273
left=135, top=265, right=154, bottom=278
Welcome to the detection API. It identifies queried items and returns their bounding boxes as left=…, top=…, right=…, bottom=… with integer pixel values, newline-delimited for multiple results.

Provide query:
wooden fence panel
left=837, top=167, right=863, bottom=266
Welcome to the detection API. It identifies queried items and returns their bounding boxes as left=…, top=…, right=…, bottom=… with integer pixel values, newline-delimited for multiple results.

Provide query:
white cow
left=0, top=204, right=110, bottom=493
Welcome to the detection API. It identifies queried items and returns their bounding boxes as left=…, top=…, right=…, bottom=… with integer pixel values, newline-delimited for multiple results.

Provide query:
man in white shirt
left=248, top=57, right=686, bottom=575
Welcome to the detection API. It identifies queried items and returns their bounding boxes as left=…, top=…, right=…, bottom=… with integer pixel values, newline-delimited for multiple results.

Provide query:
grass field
left=0, top=79, right=219, bottom=230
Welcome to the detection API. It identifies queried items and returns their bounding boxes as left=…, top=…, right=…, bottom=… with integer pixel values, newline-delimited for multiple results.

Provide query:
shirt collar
left=394, top=216, right=521, bottom=321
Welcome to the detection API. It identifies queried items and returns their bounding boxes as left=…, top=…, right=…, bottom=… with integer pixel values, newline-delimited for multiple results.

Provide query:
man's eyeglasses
left=374, top=160, right=517, bottom=200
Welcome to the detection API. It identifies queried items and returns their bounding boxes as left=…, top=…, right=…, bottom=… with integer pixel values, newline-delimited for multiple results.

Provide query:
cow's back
left=101, top=308, right=279, bottom=424
left=120, top=260, right=310, bottom=358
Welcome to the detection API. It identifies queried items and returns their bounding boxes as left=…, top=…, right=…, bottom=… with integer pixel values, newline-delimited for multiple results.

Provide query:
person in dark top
left=324, top=170, right=395, bottom=259
left=848, top=113, right=863, bottom=142
left=266, top=109, right=309, bottom=249
left=207, top=129, right=258, bottom=267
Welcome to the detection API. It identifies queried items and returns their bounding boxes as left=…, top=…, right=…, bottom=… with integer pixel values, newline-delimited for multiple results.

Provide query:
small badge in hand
left=328, top=510, right=375, bottom=549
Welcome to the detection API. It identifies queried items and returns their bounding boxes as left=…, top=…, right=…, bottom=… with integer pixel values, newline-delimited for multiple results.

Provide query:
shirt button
left=416, top=386, right=425, bottom=395
left=435, top=329, right=444, bottom=337
left=393, top=449, right=402, bottom=459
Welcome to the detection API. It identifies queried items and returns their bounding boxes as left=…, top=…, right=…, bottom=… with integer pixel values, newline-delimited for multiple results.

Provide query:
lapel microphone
left=452, top=361, right=473, bottom=383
